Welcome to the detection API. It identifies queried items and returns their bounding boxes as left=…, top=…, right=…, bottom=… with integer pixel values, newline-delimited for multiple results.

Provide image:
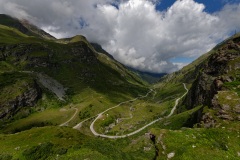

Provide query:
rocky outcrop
left=0, top=43, right=54, bottom=68
left=69, top=42, right=98, bottom=64
left=184, top=38, right=240, bottom=109
left=0, top=80, right=41, bottom=120
left=182, top=35, right=240, bottom=127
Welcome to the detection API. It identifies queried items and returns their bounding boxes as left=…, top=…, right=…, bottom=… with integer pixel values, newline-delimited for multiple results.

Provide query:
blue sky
left=157, top=0, right=240, bottom=67
left=157, top=0, right=240, bottom=13
left=1, top=0, right=240, bottom=73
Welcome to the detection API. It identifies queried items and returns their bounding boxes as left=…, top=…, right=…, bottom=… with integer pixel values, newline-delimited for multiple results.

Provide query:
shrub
left=22, top=142, right=54, bottom=160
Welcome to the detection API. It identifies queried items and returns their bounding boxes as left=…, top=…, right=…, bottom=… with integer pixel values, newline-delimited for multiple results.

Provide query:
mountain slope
left=0, top=14, right=55, bottom=40
left=145, top=34, right=240, bottom=159
left=0, top=19, right=147, bottom=125
left=183, top=33, right=240, bottom=128
left=156, top=33, right=240, bottom=128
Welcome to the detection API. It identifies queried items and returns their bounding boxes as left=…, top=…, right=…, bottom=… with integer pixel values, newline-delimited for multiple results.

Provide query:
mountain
left=0, top=14, right=55, bottom=40
left=158, top=33, right=240, bottom=127
left=0, top=15, right=239, bottom=160
left=90, top=43, right=114, bottom=59
left=0, top=17, right=147, bottom=123
left=129, top=67, right=167, bottom=84
left=183, top=33, right=240, bottom=127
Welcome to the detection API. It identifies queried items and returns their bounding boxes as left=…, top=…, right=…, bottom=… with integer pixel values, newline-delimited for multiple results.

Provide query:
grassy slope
left=0, top=127, right=133, bottom=160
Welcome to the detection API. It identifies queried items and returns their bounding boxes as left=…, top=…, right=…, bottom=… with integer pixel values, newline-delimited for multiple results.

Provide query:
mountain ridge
left=0, top=14, right=55, bottom=40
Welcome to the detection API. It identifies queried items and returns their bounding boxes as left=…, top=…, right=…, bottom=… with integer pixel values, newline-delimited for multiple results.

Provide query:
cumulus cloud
left=0, top=0, right=240, bottom=73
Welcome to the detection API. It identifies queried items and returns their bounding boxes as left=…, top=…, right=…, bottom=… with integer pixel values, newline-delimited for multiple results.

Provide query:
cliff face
left=0, top=79, right=41, bottom=120
left=183, top=34, right=240, bottom=127
left=184, top=36, right=240, bottom=108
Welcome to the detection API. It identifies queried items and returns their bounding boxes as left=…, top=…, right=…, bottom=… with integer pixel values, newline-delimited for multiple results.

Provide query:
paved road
left=59, top=108, right=78, bottom=127
left=89, top=83, right=188, bottom=139
left=73, top=115, right=97, bottom=129
left=167, top=83, right=188, bottom=118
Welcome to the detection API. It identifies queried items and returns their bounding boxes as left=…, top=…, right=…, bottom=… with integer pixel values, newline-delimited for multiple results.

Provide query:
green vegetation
left=150, top=127, right=240, bottom=160
left=0, top=127, right=134, bottom=159
left=224, top=81, right=240, bottom=95
left=0, top=72, right=33, bottom=104
left=152, top=106, right=203, bottom=130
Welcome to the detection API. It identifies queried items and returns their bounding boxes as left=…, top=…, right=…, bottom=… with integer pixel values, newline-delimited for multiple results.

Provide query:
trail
left=89, top=83, right=188, bottom=139
left=59, top=108, right=78, bottom=127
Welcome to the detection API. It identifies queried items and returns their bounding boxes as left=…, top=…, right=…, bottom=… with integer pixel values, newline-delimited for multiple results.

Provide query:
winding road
left=89, top=83, right=188, bottom=139
left=73, top=115, right=97, bottom=129
left=73, top=89, right=153, bottom=130
left=59, top=108, right=78, bottom=127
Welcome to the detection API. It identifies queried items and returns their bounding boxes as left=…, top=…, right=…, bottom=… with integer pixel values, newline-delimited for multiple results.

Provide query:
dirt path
left=89, top=83, right=188, bottom=139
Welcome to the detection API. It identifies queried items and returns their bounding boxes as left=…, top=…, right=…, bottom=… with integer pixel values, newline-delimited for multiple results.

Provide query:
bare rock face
left=201, top=113, right=216, bottom=128
left=0, top=80, right=41, bottom=120
left=184, top=38, right=240, bottom=109
left=183, top=36, right=240, bottom=127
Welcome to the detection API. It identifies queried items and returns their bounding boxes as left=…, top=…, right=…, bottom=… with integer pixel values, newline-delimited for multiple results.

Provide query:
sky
left=0, top=0, right=240, bottom=73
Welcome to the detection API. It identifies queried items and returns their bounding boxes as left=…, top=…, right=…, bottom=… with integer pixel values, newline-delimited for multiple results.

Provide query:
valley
left=0, top=14, right=239, bottom=160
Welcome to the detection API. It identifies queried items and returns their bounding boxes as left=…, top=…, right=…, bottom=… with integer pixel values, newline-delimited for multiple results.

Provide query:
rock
left=222, top=104, right=230, bottom=111
left=237, top=115, right=240, bottom=121
left=0, top=80, right=41, bottom=120
left=15, top=147, right=20, bottom=150
left=234, top=105, right=240, bottom=114
left=201, top=113, right=216, bottom=128
left=182, top=37, right=240, bottom=128
left=184, top=39, right=240, bottom=109
left=144, top=146, right=151, bottom=151
left=218, top=114, right=234, bottom=121
left=149, top=134, right=156, bottom=142
left=215, top=79, right=223, bottom=89
left=167, top=152, right=175, bottom=159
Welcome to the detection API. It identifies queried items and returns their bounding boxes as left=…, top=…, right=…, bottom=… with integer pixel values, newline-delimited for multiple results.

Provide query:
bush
left=55, top=148, right=68, bottom=155
left=100, top=116, right=115, bottom=127
left=22, top=142, right=54, bottom=160
left=0, top=154, right=12, bottom=160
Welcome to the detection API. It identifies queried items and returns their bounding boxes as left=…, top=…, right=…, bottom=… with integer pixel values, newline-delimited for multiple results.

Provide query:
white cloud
left=0, top=0, right=240, bottom=73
